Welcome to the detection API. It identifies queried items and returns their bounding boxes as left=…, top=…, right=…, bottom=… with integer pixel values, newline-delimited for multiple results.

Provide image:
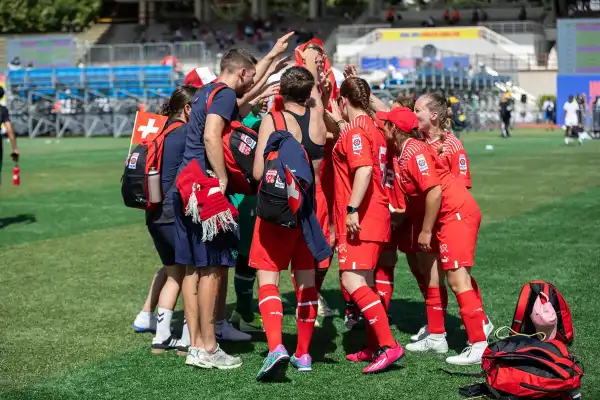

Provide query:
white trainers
left=216, top=321, right=252, bottom=342
left=317, top=294, right=334, bottom=318
left=467, top=319, right=495, bottom=345
left=410, top=325, right=429, bottom=342
left=132, top=312, right=156, bottom=333
left=205, top=344, right=243, bottom=369
left=446, top=341, right=487, bottom=365
left=405, top=334, right=449, bottom=354
left=151, top=336, right=182, bottom=354
left=185, top=347, right=211, bottom=369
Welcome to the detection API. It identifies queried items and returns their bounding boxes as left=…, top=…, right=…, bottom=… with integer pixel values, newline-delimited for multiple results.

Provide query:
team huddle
left=128, top=31, right=493, bottom=382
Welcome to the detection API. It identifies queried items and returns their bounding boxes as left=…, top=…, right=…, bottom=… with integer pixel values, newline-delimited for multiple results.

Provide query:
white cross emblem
left=138, top=118, right=160, bottom=139
left=287, top=176, right=300, bottom=200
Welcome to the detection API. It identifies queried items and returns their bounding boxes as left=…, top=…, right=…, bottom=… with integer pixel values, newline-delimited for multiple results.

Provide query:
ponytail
left=339, top=76, right=375, bottom=116
left=437, top=131, right=447, bottom=155
left=160, top=85, right=198, bottom=119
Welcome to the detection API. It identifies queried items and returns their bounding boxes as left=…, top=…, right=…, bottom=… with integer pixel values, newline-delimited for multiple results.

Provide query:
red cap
left=376, top=107, right=418, bottom=133
left=184, top=67, right=217, bottom=88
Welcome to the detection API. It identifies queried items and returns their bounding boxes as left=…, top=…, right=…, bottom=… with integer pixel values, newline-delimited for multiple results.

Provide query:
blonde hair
left=392, top=95, right=415, bottom=111
left=421, top=93, right=451, bottom=154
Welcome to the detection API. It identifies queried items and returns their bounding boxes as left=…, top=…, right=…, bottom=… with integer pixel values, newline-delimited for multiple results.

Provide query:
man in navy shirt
left=174, top=49, right=258, bottom=369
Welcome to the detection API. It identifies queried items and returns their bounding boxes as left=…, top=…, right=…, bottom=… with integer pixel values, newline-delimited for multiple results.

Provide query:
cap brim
left=375, top=111, right=391, bottom=121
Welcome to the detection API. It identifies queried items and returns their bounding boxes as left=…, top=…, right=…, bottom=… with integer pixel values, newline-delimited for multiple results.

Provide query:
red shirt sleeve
left=345, top=127, right=373, bottom=170
left=408, top=151, right=441, bottom=193
left=450, top=149, right=472, bottom=189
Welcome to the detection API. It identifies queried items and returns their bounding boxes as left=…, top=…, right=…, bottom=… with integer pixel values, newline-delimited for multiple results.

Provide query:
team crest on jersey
left=128, top=153, right=139, bottom=169
left=237, top=142, right=251, bottom=155
left=240, top=133, right=256, bottom=149
left=459, top=154, right=467, bottom=170
left=265, top=169, right=277, bottom=184
left=352, top=133, right=362, bottom=152
left=416, top=154, right=429, bottom=172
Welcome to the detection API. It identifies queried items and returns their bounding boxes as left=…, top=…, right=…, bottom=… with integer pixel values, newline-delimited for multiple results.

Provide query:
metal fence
left=80, top=41, right=212, bottom=66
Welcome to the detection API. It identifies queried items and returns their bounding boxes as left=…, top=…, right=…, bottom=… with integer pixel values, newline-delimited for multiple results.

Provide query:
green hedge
left=0, top=0, right=101, bottom=34
left=537, top=94, right=556, bottom=110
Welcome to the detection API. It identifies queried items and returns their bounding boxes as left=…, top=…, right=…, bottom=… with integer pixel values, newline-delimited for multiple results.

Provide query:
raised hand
left=260, top=82, right=280, bottom=99
left=343, top=64, right=357, bottom=79
left=270, top=31, right=295, bottom=56
left=269, top=55, right=291, bottom=75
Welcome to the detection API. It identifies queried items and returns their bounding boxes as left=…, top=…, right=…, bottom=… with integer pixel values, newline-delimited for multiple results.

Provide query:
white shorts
left=565, top=117, right=578, bottom=127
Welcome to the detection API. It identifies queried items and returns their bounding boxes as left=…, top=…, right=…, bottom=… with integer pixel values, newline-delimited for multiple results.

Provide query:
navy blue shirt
left=180, top=83, right=239, bottom=174
left=146, top=120, right=187, bottom=225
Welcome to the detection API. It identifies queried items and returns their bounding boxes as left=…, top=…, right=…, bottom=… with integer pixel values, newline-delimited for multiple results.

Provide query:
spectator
left=471, top=8, right=480, bottom=24
left=444, top=9, right=451, bottom=24
left=452, top=9, right=461, bottom=24
left=422, top=16, right=436, bottom=27
left=386, top=7, right=395, bottom=23
left=518, top=5, right=527, bottom=20
left=481, top=9, right=488, bottom=21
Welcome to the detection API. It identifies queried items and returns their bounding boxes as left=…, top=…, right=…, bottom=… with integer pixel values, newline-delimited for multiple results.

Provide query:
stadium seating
left=8, top=65, right=176, bottom=92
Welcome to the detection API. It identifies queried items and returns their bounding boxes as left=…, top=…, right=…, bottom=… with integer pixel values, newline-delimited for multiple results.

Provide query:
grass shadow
left=0, top=213, right=37, bottom=229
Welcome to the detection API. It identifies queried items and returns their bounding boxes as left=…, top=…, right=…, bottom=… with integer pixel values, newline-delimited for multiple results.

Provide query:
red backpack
left=121, top=121, right=184, bottom=210
left=206, top=83, right=259, bottom=195
left=482, top=336, right=582, bottom=399
left=512, top=280, right=574, bottom=344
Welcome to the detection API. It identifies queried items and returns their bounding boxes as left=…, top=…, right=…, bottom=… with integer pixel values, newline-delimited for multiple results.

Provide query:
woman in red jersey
left=377, top=106, right=488, bottom=366
left=331, top=76, right=403, bottom=374
left=413, top=93, right=493, bottom=345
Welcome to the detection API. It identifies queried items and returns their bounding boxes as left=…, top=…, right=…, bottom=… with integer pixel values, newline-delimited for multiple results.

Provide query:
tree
left=0, top=0, right=101, bottom=33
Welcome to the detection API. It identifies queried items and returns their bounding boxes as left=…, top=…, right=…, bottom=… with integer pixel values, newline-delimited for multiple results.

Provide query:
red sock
left=440, top=285, right=449, bottom=312
left=295, top=286, right=318, bottom=356
left=340, top=272, right=358, bottom=315
left=315, top=267, right=328, bottom=293
left=258, top=284, right=283, bottom=352
left=375, top=264, right=395, bottom=312
left=351, top=286, right=396, bottom=348
left=470, top=277, right=488, bottom=323
left=457, top=290, right=486, bottom=344
left=365, top=287, right=379, bottom=351
left=425, top=287, right=446, bottom=334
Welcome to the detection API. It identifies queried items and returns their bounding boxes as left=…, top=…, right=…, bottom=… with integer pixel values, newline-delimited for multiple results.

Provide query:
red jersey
left=427, top=132, right=472, bottom=189
left=386, top=145, right=406, bottom=210
left=333, top=115, right=391, bottom=243
left=396, top=138, right=479, bottom=224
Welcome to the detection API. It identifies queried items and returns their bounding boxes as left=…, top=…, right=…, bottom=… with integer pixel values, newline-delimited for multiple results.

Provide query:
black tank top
left=283, top=108, right=324, bottom=161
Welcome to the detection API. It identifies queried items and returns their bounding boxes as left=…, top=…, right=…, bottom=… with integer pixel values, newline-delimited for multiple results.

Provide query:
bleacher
left=7, top=65, right=178, bottom=138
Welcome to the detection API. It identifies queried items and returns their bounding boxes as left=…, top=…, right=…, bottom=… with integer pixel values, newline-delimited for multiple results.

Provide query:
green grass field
left=1, top=131, right=599, bottom=400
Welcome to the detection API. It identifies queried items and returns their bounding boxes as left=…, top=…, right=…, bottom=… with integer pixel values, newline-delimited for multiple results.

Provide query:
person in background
left=499, top=92, right=513, bottom=138
left=542, top=97, right=555, bottom=130
left=563, top=95, right=579, bottom=145
left=0, top=87, right=19, bottom=185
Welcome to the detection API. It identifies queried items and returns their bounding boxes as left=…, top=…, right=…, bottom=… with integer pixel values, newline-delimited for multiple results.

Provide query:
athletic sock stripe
left=297, top=301, right=318, bottom=307
left=259, top=296, right=281, bottom=306
left=375, top=280, right=393, bottom=285
left=360, top=300, right=381, bottom=313
left=234, top=273, right=255, bottom=281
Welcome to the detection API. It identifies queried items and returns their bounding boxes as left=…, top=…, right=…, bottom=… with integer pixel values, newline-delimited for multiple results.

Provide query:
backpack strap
left=511, top=283, right=532, bottom=333
left=161, top=121, right=184, bottom=136
left=270, top=110, right=288, bottom=131
left=206, top=82, right=227, bottom=109
left=230, top=120, right=257, bottom=136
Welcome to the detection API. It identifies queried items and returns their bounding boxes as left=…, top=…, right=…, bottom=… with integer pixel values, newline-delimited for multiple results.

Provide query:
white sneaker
left=205, top=344, right=243, bottom=369
left=410, top=325, right=429, bottom=342
left=446, top=341, right=487, bottom=365
left=406, top=334, right=449, bottom=354
left=467, top=319, right=495, bottom=345
left=151, top=336, right=182, bottom=354
left=317, top=294, right=334, bottom=318
left=185, top=347, right=211, bottom=369
left=132, top=312, right=156, bottom=333
left=216, top=321, right=252, bottom=342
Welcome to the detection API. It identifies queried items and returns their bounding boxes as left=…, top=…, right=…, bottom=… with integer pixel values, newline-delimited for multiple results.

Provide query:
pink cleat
left=346, top=348, right=375, bottom=363
left=362, top=343, right=404, bottom=374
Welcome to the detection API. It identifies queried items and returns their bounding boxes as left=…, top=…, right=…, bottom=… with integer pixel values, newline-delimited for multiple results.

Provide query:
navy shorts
left=147, top=222, right=176, bottom=266
left=172, top=190, right=238, bottom=268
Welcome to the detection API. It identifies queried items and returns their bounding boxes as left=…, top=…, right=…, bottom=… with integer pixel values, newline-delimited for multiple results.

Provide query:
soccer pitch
left=1, top=131, right=599, bottom=400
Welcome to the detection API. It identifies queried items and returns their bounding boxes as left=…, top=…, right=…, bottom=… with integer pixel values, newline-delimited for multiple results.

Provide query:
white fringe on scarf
left=184, top=184, right=238, bottom=242
left=184, top=183, right=202, bottom=224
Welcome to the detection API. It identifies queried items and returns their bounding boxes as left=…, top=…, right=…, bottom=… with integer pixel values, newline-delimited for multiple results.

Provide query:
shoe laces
left=375, top=346, right=391, bottom=359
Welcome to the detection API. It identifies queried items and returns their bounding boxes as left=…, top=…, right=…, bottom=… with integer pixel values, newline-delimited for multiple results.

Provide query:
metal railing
left=80, top=41, right=211, bottom=66
left=481, top=21, right=545, bottom=35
